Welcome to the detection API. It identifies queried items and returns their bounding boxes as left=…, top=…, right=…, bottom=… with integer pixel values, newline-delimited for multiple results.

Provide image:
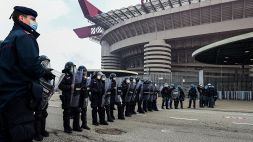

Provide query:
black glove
left=43, top=68, right=55, bottom=80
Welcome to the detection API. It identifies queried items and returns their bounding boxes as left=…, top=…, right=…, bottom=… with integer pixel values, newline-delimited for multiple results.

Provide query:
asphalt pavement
left=41, top=93, right=253, bottom=142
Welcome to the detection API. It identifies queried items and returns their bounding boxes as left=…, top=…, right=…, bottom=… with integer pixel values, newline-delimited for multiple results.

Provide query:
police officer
left=77, top=66, right=90, bottom=130
left=142, top=80, right=151, bottom=112
left=188, top=84, right=197, bottom=109
left=152, top=83, right=159, bottom=111
left=197, top=84, right=204, bottom=108
left=169, top=84, right=176, bottom=109
left=135, top=78, right=143, bottom=114
left=102, top=74, right=114, bottom=122
left=121, top=78, right=130, bottom=117
left=113, top=75, right=125, bottom=120
left=0, top=6, right=55, bottom=142
left=90, top=72, right=108, bottom=125
left=130, top=78, right=138, bottom=115
left=34, top=55, right=53, bottom=141
left=125, top=78, right=134, bottom=117
left=178, top=85, right=185, bottom=109
left=205, top=83, right=216, bottom=108
left=147, top=82, right=154, bottom=112
left=59, top=62, right=82, bottom=133
left=161, top=83, right=170, bottom=109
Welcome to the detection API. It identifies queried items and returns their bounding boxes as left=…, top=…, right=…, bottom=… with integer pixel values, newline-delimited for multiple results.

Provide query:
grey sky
left=0, top=0, right=139, bottom=71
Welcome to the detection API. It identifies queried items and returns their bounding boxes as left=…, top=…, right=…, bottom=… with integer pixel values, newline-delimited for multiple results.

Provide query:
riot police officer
left=152, top=83, right=159, bottom=111
left=130, top=78, right=137, bottom=115
left=188, top=84, right=197, bottom=109
left=59, top=62, right=82, bottom=133
left=90, top=72, right=108, bottom=125
left=34, top=55, right=54, bottom=141
left=135, top=78, right=143, bottom=113
left=0, top=6, right=55, bottom=142
left=205, top=83, right=216, bottom=108
left=124, top=77, right=134, bottom=117
left=161, top=83, right=170, bottom=109
left=147, top=82, right=154, bottom=112
left=102, top=74, right=114, bottom=122
left=169, top=84, right=176, bottom=109
left=178, top=85, right=185, bottom=109
left=142, top=80, right=151, bottom=112
left=197, top=84, right=204, bottom=108
left=109, top=73, right=125, bottom=120
left=121, top=78, right=130, bottom=117
left=77, top=66, right=90, bottom=130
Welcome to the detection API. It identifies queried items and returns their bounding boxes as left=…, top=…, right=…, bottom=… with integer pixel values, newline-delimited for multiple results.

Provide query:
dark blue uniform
left=0, top=22, right=45, bottom=141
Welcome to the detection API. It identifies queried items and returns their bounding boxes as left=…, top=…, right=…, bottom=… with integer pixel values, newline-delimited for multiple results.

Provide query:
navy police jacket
left=0, top=22, right=45, bottom=112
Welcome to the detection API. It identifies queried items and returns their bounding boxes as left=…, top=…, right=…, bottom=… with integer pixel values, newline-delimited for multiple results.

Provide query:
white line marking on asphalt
left=169, top=117, right=198, bottom=121
left=232, top=122, right=253, bottom=126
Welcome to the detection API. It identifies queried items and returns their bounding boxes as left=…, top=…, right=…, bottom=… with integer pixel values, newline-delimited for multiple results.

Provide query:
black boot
left=41, top=117, right=49, bottom=137
left=34, top=120, right=43, bottom=141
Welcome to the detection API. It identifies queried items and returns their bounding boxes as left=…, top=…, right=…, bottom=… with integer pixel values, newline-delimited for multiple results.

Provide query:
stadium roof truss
left=74, top=0, right=205, bottom=41
left=91, top=0, right=204, bottom=29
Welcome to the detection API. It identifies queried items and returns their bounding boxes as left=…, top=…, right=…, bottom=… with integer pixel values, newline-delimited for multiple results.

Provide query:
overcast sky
left=0, top=0, right=139, bottom=71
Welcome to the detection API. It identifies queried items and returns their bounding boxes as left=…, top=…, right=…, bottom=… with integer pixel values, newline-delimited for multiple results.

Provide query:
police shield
left=115, top=78, right=123, bottom=104
left=70, top=66, right=81, bottom=107
left=83, top=75, right=92, bottom=107
left=101, top=78, right=112, bottom=107
left=41, top=69, right=65, bottom=109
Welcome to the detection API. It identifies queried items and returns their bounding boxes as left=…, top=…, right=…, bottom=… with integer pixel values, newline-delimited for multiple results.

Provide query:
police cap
left=14, top=6, right=38, bottom=17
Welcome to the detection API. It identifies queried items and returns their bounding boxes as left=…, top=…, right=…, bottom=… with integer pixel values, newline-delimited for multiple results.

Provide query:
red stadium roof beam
left=78, top=0, right=108, bottom=29
left=74, top=25, right=103, bottom=39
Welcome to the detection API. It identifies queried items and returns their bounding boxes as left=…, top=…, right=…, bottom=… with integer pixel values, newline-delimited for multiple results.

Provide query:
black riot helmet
left=109, top=73, right=117, bottom=80
left=63, top=61, right=75, bottom=74
left=94, top=71, right=103, bottom=80
left=78, top=65, right=87, bottom=72
left=78, top=65, right=87, bottom=78
left=129, top=77, right=134, bottom=81
left=136, top=77, right=140, bottom=82
left=39, top=55, right=50, bottom=69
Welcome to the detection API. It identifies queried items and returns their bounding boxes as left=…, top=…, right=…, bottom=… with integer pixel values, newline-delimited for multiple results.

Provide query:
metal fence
left=218, top=91, right=253, bottom=101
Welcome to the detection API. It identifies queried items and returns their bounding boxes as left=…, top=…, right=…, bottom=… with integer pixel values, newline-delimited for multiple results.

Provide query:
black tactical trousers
left=92, top=106, right=106, bottom=123
left=174, top=100, right=179, bottom=109
left=0, top=97, right=35, bottom=142
left=63, top=107, right=80, bottom=130
left=81, top=107, right=87, bottom=126
left=188, top=98, right=196, bottom=108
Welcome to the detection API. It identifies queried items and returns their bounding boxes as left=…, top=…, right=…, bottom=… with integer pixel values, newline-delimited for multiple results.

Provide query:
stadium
left=74, top=0, right=253, bottom=99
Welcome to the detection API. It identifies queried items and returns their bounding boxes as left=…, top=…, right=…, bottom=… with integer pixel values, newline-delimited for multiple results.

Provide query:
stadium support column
left=144, top=40, right=171, bottom=74
left=101, top=40, right=121, bottom=70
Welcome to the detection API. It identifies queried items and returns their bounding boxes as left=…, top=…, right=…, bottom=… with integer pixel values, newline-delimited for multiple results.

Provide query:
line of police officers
left=58, top=63, right=160, bottom=133
left=161, top=83, right=218, bottom=109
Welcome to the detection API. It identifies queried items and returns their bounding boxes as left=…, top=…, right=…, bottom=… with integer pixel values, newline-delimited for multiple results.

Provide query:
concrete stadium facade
left=98, top=0, right=253, bottom=91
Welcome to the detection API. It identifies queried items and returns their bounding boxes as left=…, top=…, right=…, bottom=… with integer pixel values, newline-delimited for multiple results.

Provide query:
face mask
left=113, top=77, right=116, bottom=80
left=102, top=77, right=106, bottom=81
left=29, top=20, right=38, bottom=30
left=133, top=79, right=136, bottom=83
left=41, top=60, right=50, bottom=68
left=126, top=79, right=130, bottom=83
left=97, top=76, right=101, bottom=80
